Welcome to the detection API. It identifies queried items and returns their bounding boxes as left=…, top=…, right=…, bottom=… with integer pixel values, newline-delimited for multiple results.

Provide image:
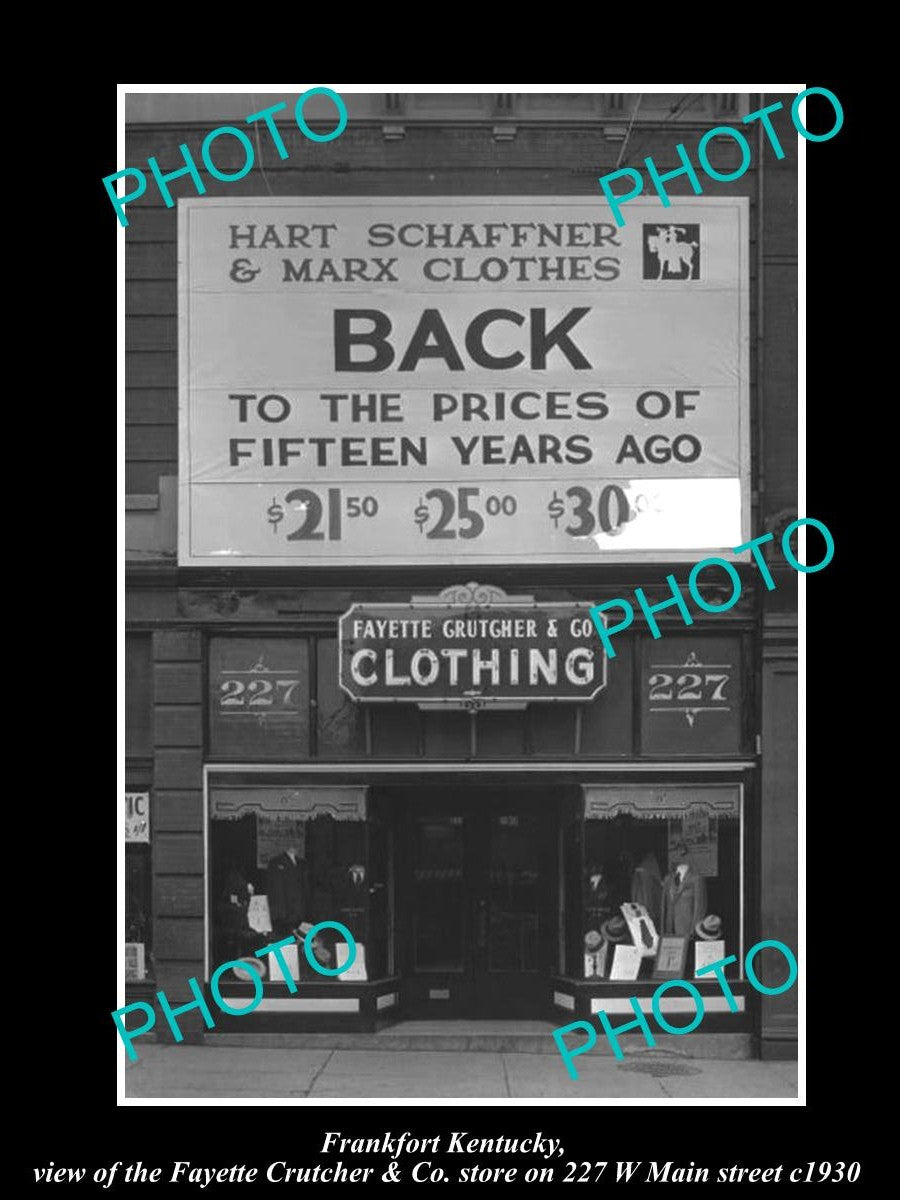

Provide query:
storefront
left=124, top=91, right=798, bottom=1057
left=124, top=584, right=758, bottom=1040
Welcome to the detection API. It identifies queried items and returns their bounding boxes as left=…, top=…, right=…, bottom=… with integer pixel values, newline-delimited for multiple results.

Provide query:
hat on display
left=584, top=929, right=603, bottom=950
left=296, top=922, right=334, bottom=965
left=230, top=957, right=267, bottom=982
left=600, top=915, right=631, bottom=944
left=695, top=914, right=723, bottom=941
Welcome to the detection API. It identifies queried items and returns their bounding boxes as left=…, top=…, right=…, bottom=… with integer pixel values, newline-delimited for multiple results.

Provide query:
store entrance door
left=401, top=789, right=556, bottom=1018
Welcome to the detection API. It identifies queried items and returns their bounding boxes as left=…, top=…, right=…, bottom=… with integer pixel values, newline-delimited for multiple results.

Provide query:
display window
left=125, top=789, right=152, bottom=982
left=207, top=783, right=391, bottom=983
left=565, top=784, right=742, bottom=983
left=125, top=844, right=152, bottom=980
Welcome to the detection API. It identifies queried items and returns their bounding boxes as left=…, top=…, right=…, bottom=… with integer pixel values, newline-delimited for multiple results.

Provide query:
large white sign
left=178, top=197, right=749, bottom=565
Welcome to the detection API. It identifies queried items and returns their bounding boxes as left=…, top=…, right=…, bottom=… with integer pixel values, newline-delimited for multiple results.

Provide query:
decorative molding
left=582, top=783, right=740, bottom=820
left=126, top=494, right=160, bottom=512
left=210, top=784, right=368, bottom=822
left=763, top=509, right=799, bottom=559
left=412, top=581, right=534, bottom=607
left=178, top=590, right=241, bottom=617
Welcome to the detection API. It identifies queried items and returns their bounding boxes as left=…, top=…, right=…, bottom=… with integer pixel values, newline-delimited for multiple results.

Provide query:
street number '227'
left=219, top=678, right=300, bottom=707
left=648, top=672, right=730, bottom=702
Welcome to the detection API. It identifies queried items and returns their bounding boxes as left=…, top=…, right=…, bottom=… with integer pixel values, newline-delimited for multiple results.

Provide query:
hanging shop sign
left=178, top=196, right=749, bottom=567
left=125, top=792, right=150, bottom=843
left=339, top=583, right=607, bottom=708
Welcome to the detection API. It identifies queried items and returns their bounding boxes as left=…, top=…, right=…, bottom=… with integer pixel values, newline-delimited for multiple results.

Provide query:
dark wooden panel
left=154, top=876, right=205, bottom=917
left=126, top=316, right=177, bottom=351
left=155, top=705, right=203, bottom=747
left=579, top=637, right=634, bottom=756
left=208, top=637, right=310, bottom=760
left=126, top=389, right=176, bottom=424
left=126, top=351, right=177, bottom=388
left=126, top=461, right=175, bottom=494
left=153, top=960, right=205, bottom=999
left=155, top=630, right=202, bottom=661
left=154, top=662, right=202, bottom=703
left=126, top=634, right=153, bottom=758
left=154, top=918, right=205, bottom=959
left=476, top=710, right=525, bottom=757
left=762, top=265, right=798, bottom=517
left=126, top=241, right=176, bottom=280
left=421, top=710, right=467, bottom=758
left=154, top=748, right=203, bottom=790
left=126, top=424, right=177, bottom=460
left=154, top=832, right=203, bottom=875
left=154, top=791, right=203, bottom=832
left=639, top=635, right=743, bottom=757
left=126, top=280, right=177, bottom=315
left=316, top=636, right=365, bottom=758
left=125, top=207, right=178, bottom=242
left=528, top=703, right=575, bottom=756
left=760, top=655, right=798, bottom=1049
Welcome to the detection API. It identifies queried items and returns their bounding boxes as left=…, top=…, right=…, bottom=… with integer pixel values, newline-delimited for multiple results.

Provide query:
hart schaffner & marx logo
left=643, top=224, right=700, bottom=280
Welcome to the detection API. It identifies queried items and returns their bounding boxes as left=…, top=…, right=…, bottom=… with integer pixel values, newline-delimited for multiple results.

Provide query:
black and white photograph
left=119, top=86, right=808, bottom=1112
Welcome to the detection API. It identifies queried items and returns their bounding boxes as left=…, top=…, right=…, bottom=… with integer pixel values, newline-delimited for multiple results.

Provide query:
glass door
left=405, top=790, right=554, bottom=1017
left=475, top=801, right=551, bottom=1016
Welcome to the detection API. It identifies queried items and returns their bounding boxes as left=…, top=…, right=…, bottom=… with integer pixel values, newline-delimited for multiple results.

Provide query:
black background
left=30, top=78, right=874, bottom=1187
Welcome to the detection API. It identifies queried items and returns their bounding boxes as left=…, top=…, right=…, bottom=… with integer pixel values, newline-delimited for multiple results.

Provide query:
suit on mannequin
left=630, top=852, right=663, bottom=930
left=661, top=851, right=707, bottom=937
left=266, top=848, right=308, bottom=939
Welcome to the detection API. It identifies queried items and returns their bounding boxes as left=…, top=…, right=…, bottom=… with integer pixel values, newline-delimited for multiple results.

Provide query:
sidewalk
left=124, top=1038, right=798, bottom=1100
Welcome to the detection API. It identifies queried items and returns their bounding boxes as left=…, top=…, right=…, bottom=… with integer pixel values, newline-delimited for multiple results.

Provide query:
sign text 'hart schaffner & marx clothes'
left=178, top=196, right=749, bottom=567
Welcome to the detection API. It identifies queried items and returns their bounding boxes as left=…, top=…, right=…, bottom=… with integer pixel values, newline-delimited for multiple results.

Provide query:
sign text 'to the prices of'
left=178, top=197, right=749, bottom=566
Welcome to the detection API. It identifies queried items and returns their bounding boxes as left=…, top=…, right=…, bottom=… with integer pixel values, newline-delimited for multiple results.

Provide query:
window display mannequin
left=215, top=867, right=258, bottom=960
left=630, top=852, right=663, bottom=930
left=266, top=844, right=309, bottom=940
left=584, top=862, right=616, bottom=929
left=661, top=841, right=707, bottom=937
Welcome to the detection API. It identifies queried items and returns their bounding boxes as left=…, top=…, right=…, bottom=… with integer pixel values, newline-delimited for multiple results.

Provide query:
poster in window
left=124, top=943, right=146, bottom=981
left=609, top=944, right=642, bottom=981
left=336, top=941, right=367, bottom=981
left=653, top=936, right=688, bottom=979
left=694, top=939, right=727, bottom=978
left=125, top=793, right=150, bottom=843
left=256, top=812, right=307, bottom=869
left=668, top=813, right=718, bottom=877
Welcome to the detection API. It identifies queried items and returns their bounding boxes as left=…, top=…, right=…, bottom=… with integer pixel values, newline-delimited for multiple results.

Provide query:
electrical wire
left=625, top=93, right=696, bottom=167
left=614, top=93, right=643, bottom=170
left=251, top=93, right=275, bottom=196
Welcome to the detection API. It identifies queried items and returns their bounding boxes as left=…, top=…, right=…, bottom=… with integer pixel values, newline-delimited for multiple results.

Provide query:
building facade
left=124, top=91, right=798, bottom=1058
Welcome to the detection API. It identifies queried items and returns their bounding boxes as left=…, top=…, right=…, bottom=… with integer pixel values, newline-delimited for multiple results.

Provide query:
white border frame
left=120, top=82, right=805, bottom=1108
